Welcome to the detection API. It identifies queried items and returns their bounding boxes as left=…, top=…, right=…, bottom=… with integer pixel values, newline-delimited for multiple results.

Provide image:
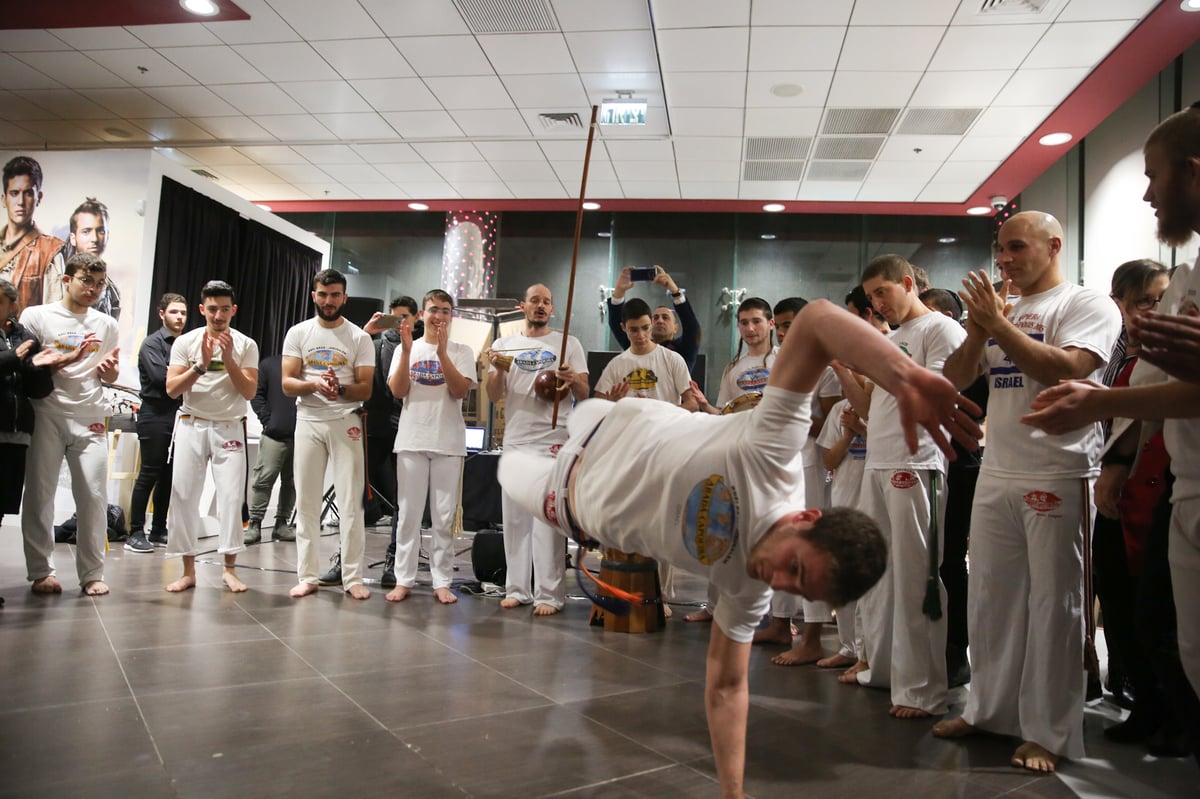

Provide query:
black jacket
left=251, top=354, right=297, bottom=440
left=0, top=318, right=52, bottom=435
left=136, top=325, right=182, bottom=417
left=364, top=328, right=406, bottom=437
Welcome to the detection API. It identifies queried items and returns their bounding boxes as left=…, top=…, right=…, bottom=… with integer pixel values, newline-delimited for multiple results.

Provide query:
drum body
left=589, top=548, right=664, bottom=633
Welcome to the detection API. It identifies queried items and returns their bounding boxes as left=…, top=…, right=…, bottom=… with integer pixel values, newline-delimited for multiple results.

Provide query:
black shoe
left=147, top=529, right=168, bottom=547
left=123, top=532, right=153, bottom=553
left=1086, top=672, right=1103, bottom=702
left=381, top=551, right=396, bottom=589
left=272, top=522, right=295, bottom=542
left=244, top=521, right=262, bottom=546
left=1110, top=678, right=1136, bottom=710
left=1104, top=714, right=1156, bottom=744
left=1147, top=727, right=1190, bottom=758
left=318, top=551, right=342, bottom=586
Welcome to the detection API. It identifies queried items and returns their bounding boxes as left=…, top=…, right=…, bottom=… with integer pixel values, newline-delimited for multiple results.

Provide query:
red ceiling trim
left=9, top=0, right=248, bottom=30
left=262, top=198, right=977, bottom=216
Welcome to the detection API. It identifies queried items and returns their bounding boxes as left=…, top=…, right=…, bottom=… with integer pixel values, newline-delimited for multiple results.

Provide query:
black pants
left=363, top=431, right=397, bottom=525
left=130, top=432, right=173, bottom=535
left=0, top=442, right=28, bottom=515
left=941, top=462, right=978, bottom=655
left=1093, top=512, right=1139, bottom=687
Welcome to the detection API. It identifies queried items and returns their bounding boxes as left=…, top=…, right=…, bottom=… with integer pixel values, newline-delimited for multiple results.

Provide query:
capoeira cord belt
left=922, top=472, right=943, bottom=620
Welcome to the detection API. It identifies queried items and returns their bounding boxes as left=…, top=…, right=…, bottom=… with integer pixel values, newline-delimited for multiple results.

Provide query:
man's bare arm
left=705, top=625, right=752, bottom=799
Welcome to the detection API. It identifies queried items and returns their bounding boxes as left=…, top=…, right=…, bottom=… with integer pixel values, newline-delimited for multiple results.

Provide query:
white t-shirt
left=866, top=311, right=965, bottom=472
left=980, top=281, right=1121, bottom=479
left=170, top=327, right=259, bottom=421
left=21, top=302, right=118, bottom=419
left=595, top=344, right=690, bottom=404
left=282, top=317, right=375, bottom=422
left=574, top=386, right=813, bottom=643
left=390, top=338, right=477, bottom=456
left=490, top=330, right=587, bottom=447
left=818, top=398, right=867, bottom=508
left=716, top=348, right=775, bottom=407
left=1161, top=264, right=1200, bottom=501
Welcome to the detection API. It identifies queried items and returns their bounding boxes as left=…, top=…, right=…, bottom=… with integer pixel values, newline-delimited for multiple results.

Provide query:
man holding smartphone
left=607, top=265, right=701, bottom=375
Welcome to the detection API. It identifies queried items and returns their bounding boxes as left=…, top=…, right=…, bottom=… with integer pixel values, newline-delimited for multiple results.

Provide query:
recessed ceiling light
left=408, top=202, right=429, bottom=211
left=1038, top=132, right=1073, bottom=146
left=103, top=126, right=132, bottom=139
left=760, top=233, right=777, bottom=240
left=762, top=203, right=785, bottom=212
left=1182, top=0, right=1200, bottom=11
left=180, top=0, right=219, bottom=16
left=770, top=83, right=804, bottom=98
left=938, top=236, right=956, bottom=244
left=966, top=206, right=992, bottom=216
left=256, top=203, right=272, bottom=212
left=597, top=231, right=612, bottom=238
left=582, top=201, right=600, bottom=210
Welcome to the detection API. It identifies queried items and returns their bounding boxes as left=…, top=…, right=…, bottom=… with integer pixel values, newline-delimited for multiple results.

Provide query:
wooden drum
left=588, top=548, right=665, bottom=633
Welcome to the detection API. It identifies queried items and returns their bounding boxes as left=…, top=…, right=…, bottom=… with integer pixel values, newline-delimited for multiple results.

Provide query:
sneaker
left=147, top=530, right=168, bottom=547
left=272, top=522, right=295, bottom=542
left=244, top=521, right=262, bottom=546
left=381, top=550, right=396, bottom=588
left=318, top=551, right=342, bottom=586
left=123, top=532, right=154, bottom=553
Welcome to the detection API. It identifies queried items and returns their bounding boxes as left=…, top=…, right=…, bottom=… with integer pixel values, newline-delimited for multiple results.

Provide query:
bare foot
left=932, top=717, right=977, bottom=739
left=662, top=603, right=673, bottom=618
left=1011, top=741, right=1059, bottom=773
left=533, top=603, right=560, bottom=616
left=816, top=652, right=857, bottom=669
left=83, top=580, right=110, bottom=596
left=837, top=660, right=869, bottom=684
left=31, top=576, right=63, bottom=594
left=684, top=607, right=713, bottom=623
left=386, top=585, right=411, bottom=602
left=434, top=587, right=458, bottom=605
left=345, top=583, right=371, bottom=600
left=500, top=597, right=522, bottom=609
left=753, top=622, right=794, bottom=646
left=772, top=642, right=824, bottom=666
left=166, top=575, right=196, bottom=593
left=890, top=705, right=932, bottom=719
left=289, top=582, right=319, bottom=598
left=222, top=570, right=247, bottom=593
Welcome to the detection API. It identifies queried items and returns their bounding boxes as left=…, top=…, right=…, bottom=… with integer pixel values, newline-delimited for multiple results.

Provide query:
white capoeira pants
left=1169, top=497, right=1200, bottom=700
left=858, top=467, right=949, bottom=713
left=500, top=442, right=566, bottom=608
left=294, top=414, right=366, bottom=589
left=962, top=473, right=1089, bottom=759
left=394, top=451, right=461, bottom=590
left=767, top=438, right=833, bottom=625
left=22, top=414, right=108, bottom=587
left=167, top=416, right=248, bottom=558
left=834, top=600, right=862, bottom=659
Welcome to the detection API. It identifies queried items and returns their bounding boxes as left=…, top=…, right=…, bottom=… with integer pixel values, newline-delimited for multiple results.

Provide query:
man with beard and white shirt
left=283, top=269, right=375, bottom=600
left=485, top=283, right=588, bottom=616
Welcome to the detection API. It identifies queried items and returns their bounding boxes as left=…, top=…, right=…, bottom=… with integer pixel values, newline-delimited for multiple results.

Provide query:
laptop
left=465, top=426, right=487, bottom=452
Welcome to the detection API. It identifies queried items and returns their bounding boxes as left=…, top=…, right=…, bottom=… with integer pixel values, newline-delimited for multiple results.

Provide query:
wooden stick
left=552, top=104, right=599, bottom=429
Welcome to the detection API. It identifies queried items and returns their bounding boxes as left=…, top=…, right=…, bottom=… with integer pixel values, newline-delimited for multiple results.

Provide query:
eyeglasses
left=73, top=274, right=107, bottom=290
left=1133, top=295, right=1163, bottom=311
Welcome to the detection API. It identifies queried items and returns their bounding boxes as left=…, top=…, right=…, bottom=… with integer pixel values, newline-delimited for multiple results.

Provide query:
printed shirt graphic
left=595, top=345, right=690, bottom=403
left=817, top=398, right=866, bottom=508
left=21, top=302, right=118, bottom=419
left=979, top=281, right=1121, bottom=479
left=282, top=317, right=374, bottom=422
left=391, top=338, right=477, bottom=456
left=489, top=330, right=586, bottom=447
left=572, top=386, right=813, bottom=643
left=170, top=327, right=259, bottom=421
left=1161, top=264, right=1200, bottom=500
left=717, top=349, right=776, bottom=407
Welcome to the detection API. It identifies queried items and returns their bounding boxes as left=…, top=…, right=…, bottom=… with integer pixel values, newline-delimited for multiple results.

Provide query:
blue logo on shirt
left=515, top=349, right=556, bottom=371
left=410, top=359, right=445, bottom=386
left=682, top=474, right=736, bottom=566
left=736, top=367, right=770, bottom=393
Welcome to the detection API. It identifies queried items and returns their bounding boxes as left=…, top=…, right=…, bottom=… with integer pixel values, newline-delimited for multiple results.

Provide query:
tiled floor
left=0, top=522, right=1196, bottom=798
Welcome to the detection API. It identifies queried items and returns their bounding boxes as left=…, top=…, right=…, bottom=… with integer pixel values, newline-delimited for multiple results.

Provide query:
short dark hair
left=200, top=280, right=235, bottom=303
left=69, top=197, right=109, bottom=232
left=1110, top=258, right=1168, bottom=303
left=313, top=268, right=346, bottom=290
left=773, top=296, right=807, bottom=317
left=861, top=254, right=914, bottom=286
left=158, top=292, right=186, bottom=312
left=0, top=279, right=16, bottom=304
left=845, top=285, right=871, bottom=316
left=423, top=288, right=454, bottom=309
left=3, top=156, right=43, bottom=193
left=621, top=297, right=652, bottom=323
left=390, top=295, right=418, bottom=314
left=803, top=507, right=887, bottom=606
left=64, top=252, right=105, bottom=277
left=737, top=296, right=772, bottom=320
left=919, top=287, right=963, bottom=319
left=911, top=265, right=931, bottom=292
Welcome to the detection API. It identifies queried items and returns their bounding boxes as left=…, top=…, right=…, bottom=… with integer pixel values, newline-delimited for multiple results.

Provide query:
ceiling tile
left=0, top=92, right=58, bottom=120
left=252, top=114, right=338, bottom=140
left=1058, top=0, right=1159, bottom=22
left=663, top=73, right=747, bottom=108
left=447, top=181, right=513, bottom=198
left=489, top=160, right=557, bottom=181
left=53, top=27, right=146, bottom=50
left=399, top=181, right=459, bottom=199
left=929, top=24, right=1047, bottom=72
left=268, top=163, right=334, bottom=183
left=745, top=72, right=833, bottom=108
left=352, top=78, right=442, bottom=112
left=849, top=0, right=961, bottom=26
left=970, top=105, right=1052, bottom=137
left=552, top=160, right=616, bottom=182
left=604, top=140, right=675, bottom=161
left=933, top=161, right=1000, bottom=184
left=451, top=109, right=531, bottom=136
left=744, top=107, right=821, bottom=137
left=293, top=182, right=359, bottom=199
left=0, top=31, right=72, bottom=52
left=579, top=72, right=662, bottom=94
left=950, top=135, right=1025, bottom=162
left=877, top=135, right=960, bottom=161
left=280, top=80, right=373, bottom=114
left=435, top=162, right=500, bottom=182
left=749, top=28, right=843, bottom=71
left=144, top=85, right=240, bottom=116
left=425, top=76, right=512, bottom=110
left=237, top=43, right=341, bottom=82
left=351, top=142, right=422, bottom=162
left=204, top=0, right=302, bottom=45
left=671, top=108, right=744, bottom=137
left=0, top=54, right=63, bottom=91
left=565, top=30, right=660, bottom=74
left=837, top=27, right=943, bottom=72
left=344, top=182, right=408, bottom=199
left=209, top=83, right=306, bottom=116
left=158, top=45, right=266, bottom=85
left=87, top=88, right=177, bottom=118
left=129, top=23, right=225, bottom=48
left=74, top=118, right=156, bottom=143
left=132, top=118, right=216, bottom=142
left=82, top=48, right=198, bottom=87
left=477, top=33, right=575, bottom=75
left=391, top=36, right=493, bottom=77
left=213, top=164, right=285, bottom=184
left=0, top=121, right=38, bottom=145
left=19, top=89, right=112, bottom=119
left=540, top=140, right=590, bottom=160
left=917, top=183, right=976, bottom=203
left=375, top=162, right=443, bottom=182
left=13, top=119, right=102, bottom=144
left=236, top=145, right=306, bottom=164
left=613, top=161, right=678, bottom=181
left=620, top=180, right=680, bottom=199
left=312, top=38, right=414, bottom=80
left=325, top=163, right=390, bottom=183
left=855, top=182, right=925, bottom=202
left=178, top=146, right=256, bottom=166
left=910, top=70, right=1013, bottom=107
left=501, top=74, right=588, bottom=108
left=991, top=68, right=1089, bottom=108
left=795, top=181, right=859, bottom=201
left=194, top=116, right=276, bottom=141
left=583, top=179, right=623, bottom=197
left=473, top=141, right=546, bottom=160
left=291, top=144, right=364, bottom=164
left=677, top=161, right=740, bottom=181
left=507, top=180, right=568, bottom=198
left=359, top=0, right=470, bottom=36
left=1024, top=20, right=1136, bottom=69
left=519, top=108, right=593, bottom=137
left=673, top=137, right=742, bottom=160
left=751, top=0, right=854, bottom=25
left=744, top=180, right=803, bottom=200
left=268, top=0, right=384, bottom=40
left=826, top=71, right=922, bottom=107
left=679, top=181, right=740, bottom=199
left=658, top=28, right=749, bottom=72
left=151, top=146, right=205, bottom=166
left=14, top=52, right=127, bottom=89
left=866, top=161, right=940, bottom=182
left=412, top=142, right=483, bottom=161
left=313, top=112, right=399, bottom=138
left=650, top=0, right=750, bottom=29
left=551, top=0, right=651, bottom=31
left=250, top=184, right=311, bottom=200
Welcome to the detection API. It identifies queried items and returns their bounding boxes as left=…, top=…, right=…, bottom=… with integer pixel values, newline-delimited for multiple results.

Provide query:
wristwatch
left=192, top=363, right=205, bottom=376
left=337, top=385, right=346, bottom=397
left=669, top=288, right=685, bottom=299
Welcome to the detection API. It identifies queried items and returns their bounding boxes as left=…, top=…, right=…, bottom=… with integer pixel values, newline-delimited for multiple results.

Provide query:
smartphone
left=373, top=314, right=407, bottom=329
left=629, top=267, right=657, bottom=282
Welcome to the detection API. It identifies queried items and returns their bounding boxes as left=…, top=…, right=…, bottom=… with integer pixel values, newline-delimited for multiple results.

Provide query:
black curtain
left=148, top=177, right=318, bottom=356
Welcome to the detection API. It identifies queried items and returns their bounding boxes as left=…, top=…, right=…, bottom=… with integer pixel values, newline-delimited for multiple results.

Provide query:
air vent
left=454, top=0, right=559, bottom=33
left=814, top=137, right=884, bottom=160
left=191, top=168, right=219, bottom=181
left=743, top=161, right=806, bottom=181
left=807, top=161, right=871, bottom=181
left=978, top=0, right=1053, bottom=15
left=745, top=137, right=811, bottom=160
left=898, top=108, right=982, bottom=135
left=822, top=108, right=900, bottom=135
left=537, top=112, right=583, bottom=129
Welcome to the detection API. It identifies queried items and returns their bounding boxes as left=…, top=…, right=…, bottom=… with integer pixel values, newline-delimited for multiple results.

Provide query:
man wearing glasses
left=18, top=252, right=120, bottom=595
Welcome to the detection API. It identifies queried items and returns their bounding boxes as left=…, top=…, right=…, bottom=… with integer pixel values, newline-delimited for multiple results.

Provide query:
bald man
left=936, top=212, right=1121, bottom=772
